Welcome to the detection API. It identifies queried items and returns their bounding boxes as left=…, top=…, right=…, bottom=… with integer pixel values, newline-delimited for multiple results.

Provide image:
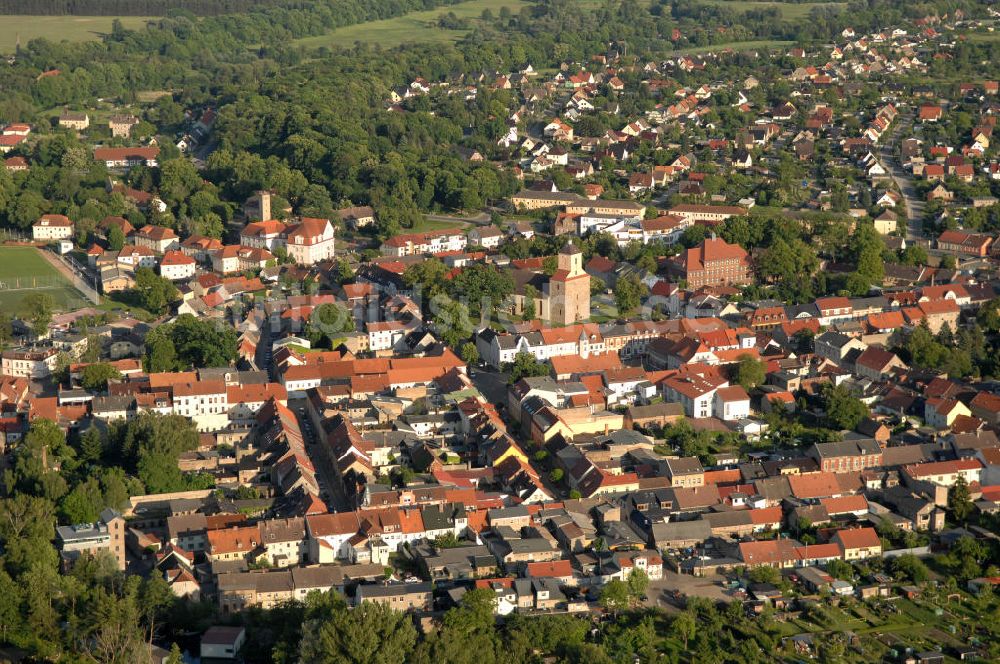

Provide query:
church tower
left=548, top=242, right=590, bottom=326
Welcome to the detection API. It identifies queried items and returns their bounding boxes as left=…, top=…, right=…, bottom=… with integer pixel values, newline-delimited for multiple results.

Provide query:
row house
left=132, top=225, right=179, bottom=253
left=94, top=146, right=159, bottom=168
left=936, top=230, right=993, bottom=257
left=217, top=564, right=383, bottom=613
left=380, top=229, right=467, bottom=257
left=808, top=439, right=883, bottom=473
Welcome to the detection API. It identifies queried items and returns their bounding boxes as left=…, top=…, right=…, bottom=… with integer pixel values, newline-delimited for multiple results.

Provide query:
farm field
left=671, top=39, right=793, bottom=56
left=0, top=15, right=155, bottom=53
left=0, top=246, right=88, bottom=312
left=294, top=0, right=529, bottom=49
left=696, top=0, right=847, bottom=19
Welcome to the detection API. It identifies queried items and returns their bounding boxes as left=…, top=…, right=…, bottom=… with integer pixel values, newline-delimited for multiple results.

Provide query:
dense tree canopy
left=145, top=314, right=238, bottom=371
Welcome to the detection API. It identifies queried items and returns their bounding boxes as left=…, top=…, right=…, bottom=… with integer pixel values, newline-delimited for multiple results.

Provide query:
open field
left=295, top=0, right=529, bottom=49
left=0, top=15, right=155, bottom=52
left=0, top=246, right=88, bottom=312
left=672, top=39, right=793, bottom=56
left=696, top=0, right=846, bottom=20
left=417, top=217, right=471, bottom=231
left=966, top=31, right=1000, bottom=42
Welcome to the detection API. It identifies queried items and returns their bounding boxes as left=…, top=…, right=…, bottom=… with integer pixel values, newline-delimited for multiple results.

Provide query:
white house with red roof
left=160, top=250, right=197, bottom=281
left=285, top=218, right=335, bottom=265
left=240, top=219, right=289, bottom=251
left=713, top=385, right=750, bottom=421
left=132, top=224, right=179, bottom=253
left=32, top=214, right=74, bottom=241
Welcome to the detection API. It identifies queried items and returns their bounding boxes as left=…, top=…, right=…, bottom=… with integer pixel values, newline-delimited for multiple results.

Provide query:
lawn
left=0, top=16, right=156, bottom=53
left=294, top=0, right=529, bottom=49
left=417, top=217, right=471, bottom=231
left=0, top=246, right=89, bottom=312
left=695, top=0, right=846, bottom=20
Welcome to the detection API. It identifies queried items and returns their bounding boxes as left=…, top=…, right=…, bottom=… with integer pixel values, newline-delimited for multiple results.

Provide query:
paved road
left=292, top=400, right=351, bottom=512
left=878, top=115, right=924, bottom=240
left=470, top=366, right=509, bottom=406
left=40, top=248, right=101, bottom=304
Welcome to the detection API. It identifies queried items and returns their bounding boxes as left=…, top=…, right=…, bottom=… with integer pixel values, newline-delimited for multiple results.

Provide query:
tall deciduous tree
left=299, top=592, right=417, bottom=664
left=735, top=354, right=765, bottom=390
left=20, top=291, right=54, bottom=337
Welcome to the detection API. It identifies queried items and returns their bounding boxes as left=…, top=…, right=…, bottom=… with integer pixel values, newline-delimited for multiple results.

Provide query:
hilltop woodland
left=1, top=0, right=1000, bottom=662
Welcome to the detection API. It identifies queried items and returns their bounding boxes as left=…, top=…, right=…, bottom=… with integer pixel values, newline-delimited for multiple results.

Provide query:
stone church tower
left=548, top=242, right=590, bottom=325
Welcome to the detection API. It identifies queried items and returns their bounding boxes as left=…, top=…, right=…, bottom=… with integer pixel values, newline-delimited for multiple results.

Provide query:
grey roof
left=489, top=505, right=530, bottom=520
left=811, top=439, right=881, bottom=459
left=816, top=330, right=853, bottom=348
left=666, top=456, right=705, bottom=476
left=650, top=519, right=711, bottom=545
left=357, top=581, right=433, bottom=599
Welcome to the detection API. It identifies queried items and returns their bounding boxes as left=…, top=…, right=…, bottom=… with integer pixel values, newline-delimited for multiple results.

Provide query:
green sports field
left=0, top=15, right=155, bottom=53
left=0, top=246, right=89, bottom=312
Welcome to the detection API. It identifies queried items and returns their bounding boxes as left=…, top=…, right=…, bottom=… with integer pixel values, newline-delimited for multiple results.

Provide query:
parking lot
left=642, top=569, right=732, bottom=610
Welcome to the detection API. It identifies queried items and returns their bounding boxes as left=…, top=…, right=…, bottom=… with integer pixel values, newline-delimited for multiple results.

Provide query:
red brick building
left=671, top=237, right=751, bottom=288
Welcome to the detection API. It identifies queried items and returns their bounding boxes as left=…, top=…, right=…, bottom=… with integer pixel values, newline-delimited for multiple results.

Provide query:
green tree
left=0, top=311, right=12, bottom=348
left=166, top=643, right=183, bottom=664
left=670, top=609, right=697, bottom=649
left=825, top=559, right=854, bottom=581
left=949, top=475, right=973, bottom=524
left=735, top=354, right=765, bottom=390
left=307, top=303, right=356, bottom=348
left=747, top=565, right=780, bottom=585
left=0, top=567, right=22, bottom=643
left=19, top=291, right=54, bottom=337
left=599, top=579, right=630, bottom=614
left=434, top=296, right=474, bottom=349
left=978, top=298, right=1000, bottom=333
left=78, top=425, right=105, bottom=464
left=121, top=412, right=201, bottom=493
left=299, top=592, right=417, bottom=664
left=614, top=274, right=646, bottom=314
left=145, top=314, right=237, bottom=370
left=822, top=384, right=869, bottom=430
left=403, top=259, right=449, bottom=301
left=626, top=568, right=649, bottom=603
left=889, top=554, right=930, bottom=583
left=79, top=363, right=122, bottom=391
left=133, top=267, right=179, bottom=315
left=507, top=352, right=549, bottom=383
left=145, top=331, right=178, bottom=372
left=460, top=341, right=479, bottom=365
left=60, top=478, right=104, bottom=524
left=107, top=225, right=126, bottom=251
left=448, top=264, right=514, bottom=312
left=522, top=284, right=538, bottom=320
